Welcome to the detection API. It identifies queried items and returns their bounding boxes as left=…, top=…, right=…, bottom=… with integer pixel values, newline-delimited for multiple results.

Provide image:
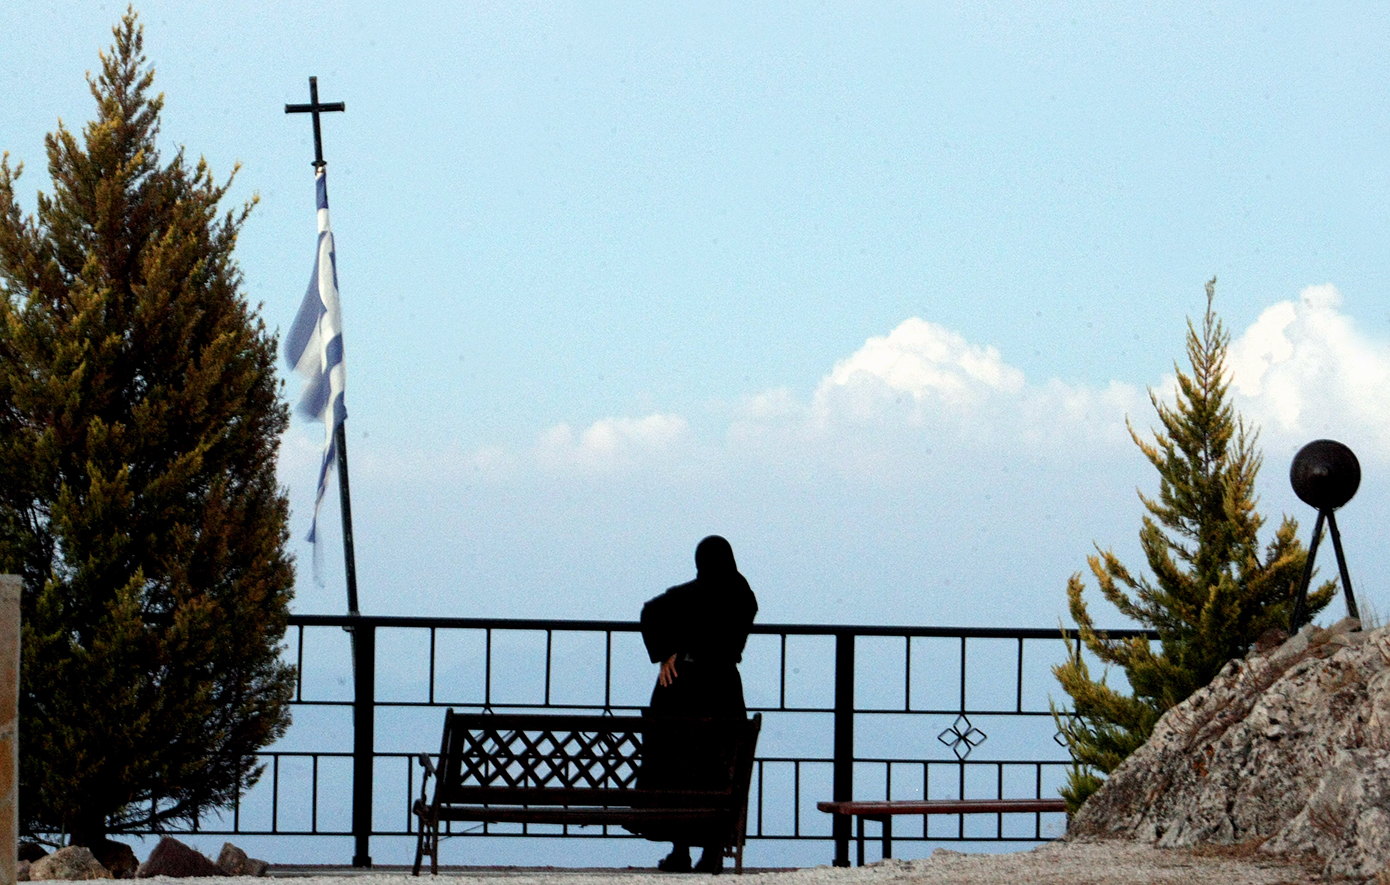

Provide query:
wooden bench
left=817, top=798, right=1069, bottom=866
left=413, top=709, right=762, bottom=874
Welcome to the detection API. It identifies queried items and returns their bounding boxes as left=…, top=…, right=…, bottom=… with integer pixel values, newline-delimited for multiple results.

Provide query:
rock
left=18, top=860, right=30, bottom=881
left=215, top=844, right=246, bottom=876
left=19, top=843, right=48, bottom=863
left=29, top=846, right=111, bottom=880
left=1070, top=621, right=1390, bottom=879
left=1263, top=748, right=1390, bottom=879
left=215, top=843, right=268, bottom=877
left=90, top=842, right=137, bottom=880
left=135, top=837, right=221, bottom=878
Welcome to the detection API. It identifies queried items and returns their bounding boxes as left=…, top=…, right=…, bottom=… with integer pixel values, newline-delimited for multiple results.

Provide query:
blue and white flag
left=284, top=169, right=346, bottom=543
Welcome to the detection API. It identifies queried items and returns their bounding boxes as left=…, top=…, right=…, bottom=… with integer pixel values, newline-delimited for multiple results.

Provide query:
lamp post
left=1288, top=439, right=1361, bottom=631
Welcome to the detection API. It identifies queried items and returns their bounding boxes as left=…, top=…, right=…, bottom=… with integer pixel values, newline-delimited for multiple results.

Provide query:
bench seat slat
left=435, top=806, right=739, bottom=826
left=439, top=786, right=733, bottom=807
left=817, top=798, right=1066, bottom=816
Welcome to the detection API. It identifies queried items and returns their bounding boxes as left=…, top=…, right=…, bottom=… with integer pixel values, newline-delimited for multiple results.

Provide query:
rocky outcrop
left=134, top=838, right=221, bottom=879
left=1071, top=617, right=1390, bottom=879
left=27, top=847, right=110, bottom=880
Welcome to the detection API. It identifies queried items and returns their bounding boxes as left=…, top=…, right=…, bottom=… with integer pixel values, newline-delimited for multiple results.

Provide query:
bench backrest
left=431, top=710, right=761, bottom=809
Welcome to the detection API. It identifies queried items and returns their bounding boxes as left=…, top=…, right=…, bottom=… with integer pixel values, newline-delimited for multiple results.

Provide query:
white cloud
left=722, top=317, right=1145, bottom=480
left=448, top=291, right=1390, bottom=484
left=813, top=317, right=1025, bottom=422
left=534, top=413, right=691, bottom=474
left=1228, top=301, right=1297, bottom=400
left=1228, top=284, right=1390, bottom=461
left=449, top=317, right=1141, bottom=484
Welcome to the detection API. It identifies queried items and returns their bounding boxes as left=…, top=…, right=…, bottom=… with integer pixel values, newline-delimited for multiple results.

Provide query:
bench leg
left=882, top=816, right=891, bottom=860
left=430, top=823, right=440, bottom=876
left=856, top=816, right=865, bottom=867
left=413, top=818, right=438, bottom=876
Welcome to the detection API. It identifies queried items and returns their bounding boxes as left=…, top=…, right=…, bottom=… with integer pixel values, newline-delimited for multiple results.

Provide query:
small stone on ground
left=217, top=843, right=269, bottom=877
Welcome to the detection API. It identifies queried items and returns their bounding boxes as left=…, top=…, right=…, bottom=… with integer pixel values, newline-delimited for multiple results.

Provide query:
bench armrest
left=415, top=753, right=439, bottom=820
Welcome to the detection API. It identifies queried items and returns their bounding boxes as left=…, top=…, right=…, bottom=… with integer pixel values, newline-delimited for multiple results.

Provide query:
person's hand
left=658, top=654, right=678, bottom=687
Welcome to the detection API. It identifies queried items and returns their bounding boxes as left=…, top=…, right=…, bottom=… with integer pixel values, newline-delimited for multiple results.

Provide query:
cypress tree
left=1052, top=279, right=1334, bottom=811
left=0, top=11, right=295, bottom=844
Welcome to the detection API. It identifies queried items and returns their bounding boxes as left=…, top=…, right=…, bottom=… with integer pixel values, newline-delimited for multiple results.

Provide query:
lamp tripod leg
left=1290, top=510, right=1326, bottom=632
left=1326, top=511, right=1359, bottom=626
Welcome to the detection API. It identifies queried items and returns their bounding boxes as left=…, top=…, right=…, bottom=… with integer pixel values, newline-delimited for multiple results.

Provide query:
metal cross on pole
left=284, top=76, right=360, bottom=616
left=285, top=76, right=346, bottom=169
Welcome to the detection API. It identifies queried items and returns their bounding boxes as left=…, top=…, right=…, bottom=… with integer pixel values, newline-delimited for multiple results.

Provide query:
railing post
left=351, top=622, right=376, bottom=868
left=832, top=632, right=855, bottom=867
left=0, top=576, right=19, bottom=885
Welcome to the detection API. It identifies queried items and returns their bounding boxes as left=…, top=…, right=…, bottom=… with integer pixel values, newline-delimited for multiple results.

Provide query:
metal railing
left=135, top=615, right=1156, bottom=867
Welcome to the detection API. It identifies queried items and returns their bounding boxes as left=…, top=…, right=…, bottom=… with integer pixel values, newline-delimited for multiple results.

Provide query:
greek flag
left=284, top=169, right=346, bottom=543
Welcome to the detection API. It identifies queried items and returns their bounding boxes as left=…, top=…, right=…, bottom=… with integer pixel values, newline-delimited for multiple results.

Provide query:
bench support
left=412, top=753, right=439, bottom=875
left=856, top=814, right=893, bottom=867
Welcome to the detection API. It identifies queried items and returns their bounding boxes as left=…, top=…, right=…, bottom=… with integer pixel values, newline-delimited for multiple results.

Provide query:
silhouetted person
left=636, top=535, right=758, bottom=873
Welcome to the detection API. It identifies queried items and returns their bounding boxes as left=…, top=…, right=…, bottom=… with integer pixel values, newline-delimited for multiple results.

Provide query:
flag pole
left=286, top=77, right=360, bottom=616
left=335, top=422, right=361, bottom=614
left=286, top=78, right=374, bottom=868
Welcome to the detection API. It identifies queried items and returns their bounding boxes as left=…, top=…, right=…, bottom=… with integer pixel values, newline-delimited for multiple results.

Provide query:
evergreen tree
left=0, top=11, right=295, bottom=845
left=1052, top=279, right=1334, bottom=811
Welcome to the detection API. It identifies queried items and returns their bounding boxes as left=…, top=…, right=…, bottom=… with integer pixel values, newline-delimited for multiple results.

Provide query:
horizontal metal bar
left=119, top=828, right=1053, bottom=842
left=355, top=701, right=1067, bottom=716
left=242, top=752, right=1071, bottom=767
left=115, top=822, right=1057, bottom=842
left=286, top=613, right=1156, bottom=641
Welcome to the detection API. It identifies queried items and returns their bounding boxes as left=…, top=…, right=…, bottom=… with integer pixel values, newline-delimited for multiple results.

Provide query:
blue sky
left=3, top=2, right=1389, bottom=629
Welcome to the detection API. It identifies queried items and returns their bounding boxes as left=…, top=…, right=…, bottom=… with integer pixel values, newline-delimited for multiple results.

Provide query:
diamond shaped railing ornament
left=938, top=714, right=987, bottom=760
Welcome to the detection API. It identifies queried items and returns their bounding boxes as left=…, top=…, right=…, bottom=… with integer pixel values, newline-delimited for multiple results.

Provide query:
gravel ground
left=204, top=839, right=1330, bottom=885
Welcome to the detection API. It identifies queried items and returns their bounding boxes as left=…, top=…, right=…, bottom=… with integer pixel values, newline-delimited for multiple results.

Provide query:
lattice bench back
left=430, top=710, right=758, bottom=808
left=440, top=711, right=646, bottom=798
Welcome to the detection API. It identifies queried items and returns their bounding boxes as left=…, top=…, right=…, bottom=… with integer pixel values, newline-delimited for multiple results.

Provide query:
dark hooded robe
left=630, top=535, right=758, bottom=845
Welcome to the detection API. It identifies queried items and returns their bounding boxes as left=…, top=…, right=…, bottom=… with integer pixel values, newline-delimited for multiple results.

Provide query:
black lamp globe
left=1290, top=439, right=1360, bottom=511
